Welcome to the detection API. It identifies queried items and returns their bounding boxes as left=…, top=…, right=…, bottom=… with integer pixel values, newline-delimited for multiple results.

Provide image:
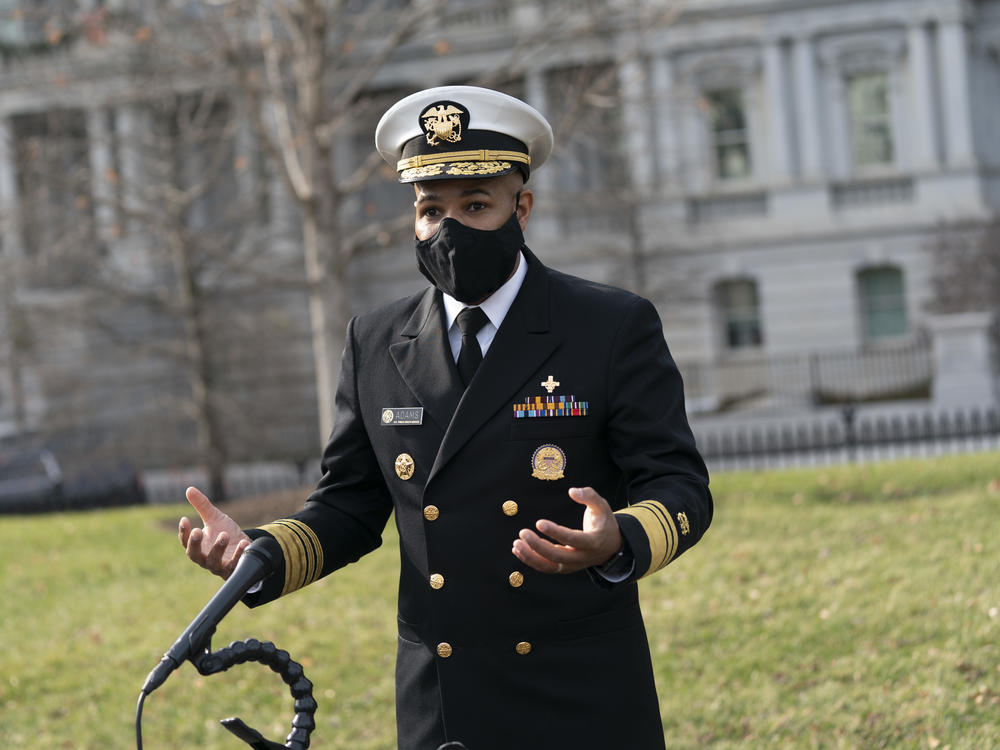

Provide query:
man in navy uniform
left=178, top=86, right=712, bottom=750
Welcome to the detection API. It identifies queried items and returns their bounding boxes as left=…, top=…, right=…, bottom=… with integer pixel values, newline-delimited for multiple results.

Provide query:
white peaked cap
left=375, top=85, right=554, bottom=183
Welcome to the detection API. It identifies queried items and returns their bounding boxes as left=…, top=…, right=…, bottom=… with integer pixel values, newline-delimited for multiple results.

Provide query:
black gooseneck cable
left=135, top=538, right=316, bottom=749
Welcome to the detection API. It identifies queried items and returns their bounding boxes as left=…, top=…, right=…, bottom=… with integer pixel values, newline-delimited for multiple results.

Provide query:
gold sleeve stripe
left=258, top=519, right=324, bottom=596
left=617, top=501, right=679, bottom=578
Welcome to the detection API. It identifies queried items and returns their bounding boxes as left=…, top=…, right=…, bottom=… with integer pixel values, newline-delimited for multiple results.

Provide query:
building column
left=763, top=38, right=793, bottom=182
left=823, top=65, right=851, bottom=181
left=523, top=69, right=555, bottom=196
left=0, top=115, right=29, bottom=432
left=114, top=104, right=147, bottom=234
left=649, top=54, right=679, bottom=192
left=792, top=35, right=823, bottom=180
left=907, top=22, right=940, bottom=170
left=0, top=117, right=23, bottom=259
left=937, top=18, right=975, bottom=168
left=87, top=107, right=117, bottom=243
left=523, top=68, right=557, bottom=241
left=619, top=58, right=654, bottom=193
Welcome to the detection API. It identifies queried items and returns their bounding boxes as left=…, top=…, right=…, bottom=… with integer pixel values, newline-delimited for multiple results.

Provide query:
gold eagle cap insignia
left=421, top=103, right=465, bottom=146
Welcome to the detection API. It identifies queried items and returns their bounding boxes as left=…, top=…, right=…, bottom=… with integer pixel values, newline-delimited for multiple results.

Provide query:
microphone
left=142, top=537, right=280, bottom=695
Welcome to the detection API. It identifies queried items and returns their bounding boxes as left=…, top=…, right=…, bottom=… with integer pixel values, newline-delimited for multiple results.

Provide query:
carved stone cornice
left=675, top=46, right=762, bottom=89
left=817, top=30, right=906, bottom=73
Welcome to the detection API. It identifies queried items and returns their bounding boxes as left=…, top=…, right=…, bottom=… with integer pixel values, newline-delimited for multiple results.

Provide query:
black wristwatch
left=595, top=538, right=634, bottom=578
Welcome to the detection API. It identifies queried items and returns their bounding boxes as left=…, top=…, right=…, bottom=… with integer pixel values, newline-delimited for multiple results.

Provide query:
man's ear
left=515, top=187, right=534, bottom=230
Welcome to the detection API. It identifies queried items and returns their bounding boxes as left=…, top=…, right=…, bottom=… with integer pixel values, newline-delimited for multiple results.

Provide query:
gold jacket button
left=423, top=505, right=440, bottom=521
left=502, top=500, right=519, bottom=517
left=508, top=571, right=524, bottom=588
left=515, top=641, right=532, bottom=655
left=429, top=573, right=444, bottom=590
left=437, top=642, right=453, bottom=658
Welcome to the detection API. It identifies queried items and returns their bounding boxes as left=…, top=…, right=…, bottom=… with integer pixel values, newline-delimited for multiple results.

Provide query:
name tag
left=381, top=407, right=423, bottom=426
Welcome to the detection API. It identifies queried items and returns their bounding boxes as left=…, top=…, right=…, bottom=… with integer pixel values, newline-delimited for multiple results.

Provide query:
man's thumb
left=569, top=486, right=602, bottom=507
left=185, top=486, right=218, bottom=522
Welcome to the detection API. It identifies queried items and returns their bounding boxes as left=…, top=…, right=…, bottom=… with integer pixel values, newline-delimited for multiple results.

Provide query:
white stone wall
left=2, top=0, right=999, bottom=453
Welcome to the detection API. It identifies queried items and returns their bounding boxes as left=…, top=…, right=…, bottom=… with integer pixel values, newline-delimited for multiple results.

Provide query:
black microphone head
left=240, top=535, right=282, bottom=573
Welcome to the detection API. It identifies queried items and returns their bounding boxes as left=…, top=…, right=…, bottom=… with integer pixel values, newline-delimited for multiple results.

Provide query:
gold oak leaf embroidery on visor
left=446, top=160, right=512, bottom=176
left=616, top=500, right=679, bottom=577
left=400, top=164, right=445, bottom=180
left=258, top=519, right=324, bottom=596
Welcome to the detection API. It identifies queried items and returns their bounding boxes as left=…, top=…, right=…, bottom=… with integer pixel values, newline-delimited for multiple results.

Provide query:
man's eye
left=467, top=202, right=486, bottom=211
left=422, top=207, right=440, bottom=217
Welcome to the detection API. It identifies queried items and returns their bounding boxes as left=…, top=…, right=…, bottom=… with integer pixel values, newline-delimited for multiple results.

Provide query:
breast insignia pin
left=395, top=453, right=415, bottom=480
left=531, top=444, right=566, bottom=481
left=382, top=409, right=395, bottom=424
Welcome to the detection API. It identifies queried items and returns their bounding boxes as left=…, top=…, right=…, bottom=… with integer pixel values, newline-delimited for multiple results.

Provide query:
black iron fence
left=695, top=405, right=1000, bottom=471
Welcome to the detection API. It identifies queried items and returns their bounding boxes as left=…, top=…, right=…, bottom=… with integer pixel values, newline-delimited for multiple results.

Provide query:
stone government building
left=0, top=0, right=998, bottom=481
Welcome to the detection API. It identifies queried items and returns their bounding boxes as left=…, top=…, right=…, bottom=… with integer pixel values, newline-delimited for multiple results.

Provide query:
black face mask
left=415, top=210, right=524, bottom=305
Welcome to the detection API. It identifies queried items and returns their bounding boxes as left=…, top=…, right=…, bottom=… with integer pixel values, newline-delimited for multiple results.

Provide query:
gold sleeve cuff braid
left=258, top=519, right=324, bottom=596
left=616, top=500, right=679, bottom=578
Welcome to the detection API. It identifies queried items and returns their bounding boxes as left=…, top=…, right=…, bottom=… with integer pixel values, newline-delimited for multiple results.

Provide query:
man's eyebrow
left=415, top=187, right=492, bottom=203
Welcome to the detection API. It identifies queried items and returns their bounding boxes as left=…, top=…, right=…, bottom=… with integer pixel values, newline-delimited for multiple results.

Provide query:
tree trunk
left=301, top=196, right=336, bottom=444
left=170, top=231, right=228, bottom=502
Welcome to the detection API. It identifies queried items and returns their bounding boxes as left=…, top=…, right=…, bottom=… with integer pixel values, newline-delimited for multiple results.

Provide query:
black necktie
left=456, top=306, right=489, bottom=387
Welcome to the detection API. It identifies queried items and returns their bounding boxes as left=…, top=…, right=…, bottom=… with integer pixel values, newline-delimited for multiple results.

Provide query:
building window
left=858, top=266, right=908, bottom=340
left=847, top=72, right=893, bottom=167
left=705, top=88, right=751, bottom=180
left=12, top=108, right=94, bottom=262
left=716, top=278, right=763, bottom=350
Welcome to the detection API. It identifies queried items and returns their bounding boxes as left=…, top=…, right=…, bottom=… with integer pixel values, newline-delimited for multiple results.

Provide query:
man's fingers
left=178, top=516, right=191, bottom=547
left=185, top=526, right=207, bottom=567
left=224, top=538, right=252, bottom=575
left=512, top=530, right=565, bottom=574
left=517, top=528, right=575, bottom=563
left=535, top=519, right=589, bottom=548
left=205, top=531, right=230, bottom=572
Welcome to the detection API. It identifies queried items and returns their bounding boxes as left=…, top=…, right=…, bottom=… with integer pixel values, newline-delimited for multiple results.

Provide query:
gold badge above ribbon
left=531, top=443, right=566, bottom=481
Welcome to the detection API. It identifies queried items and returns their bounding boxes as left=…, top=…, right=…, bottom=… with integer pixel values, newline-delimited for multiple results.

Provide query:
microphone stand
left=136, top=539, right=317, bottom=750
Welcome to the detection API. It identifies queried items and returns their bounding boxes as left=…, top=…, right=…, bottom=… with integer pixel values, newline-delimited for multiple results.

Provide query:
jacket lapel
left=429, top=249, right=561, bottom=483
left=389, top=287, right=464, bottom=431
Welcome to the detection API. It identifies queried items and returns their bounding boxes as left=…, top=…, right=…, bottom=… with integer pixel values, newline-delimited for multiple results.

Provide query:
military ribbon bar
left=513, top=395, right=589, bottom=418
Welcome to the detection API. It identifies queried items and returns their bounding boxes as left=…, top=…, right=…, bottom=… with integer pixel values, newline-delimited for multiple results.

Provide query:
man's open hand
left=177, top=486, right=251, bottom=580
left=511, top=487, right=622, bottom=574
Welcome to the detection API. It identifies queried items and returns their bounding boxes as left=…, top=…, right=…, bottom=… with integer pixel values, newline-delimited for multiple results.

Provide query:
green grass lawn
left=2, top=453, right=998, bottom=749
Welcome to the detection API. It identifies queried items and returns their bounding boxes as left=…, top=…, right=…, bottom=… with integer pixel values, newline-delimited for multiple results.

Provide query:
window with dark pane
left=706, top=89, right=751, bottom=180
left=717, top=278, right=763, bottom=349
left=848, top=73, right=893, bottom=167
left=858, top=266, right=908, bottom=340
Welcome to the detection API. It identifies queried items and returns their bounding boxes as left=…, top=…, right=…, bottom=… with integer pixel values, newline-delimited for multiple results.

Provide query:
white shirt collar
left=441, top=250, right=528, bottom=331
